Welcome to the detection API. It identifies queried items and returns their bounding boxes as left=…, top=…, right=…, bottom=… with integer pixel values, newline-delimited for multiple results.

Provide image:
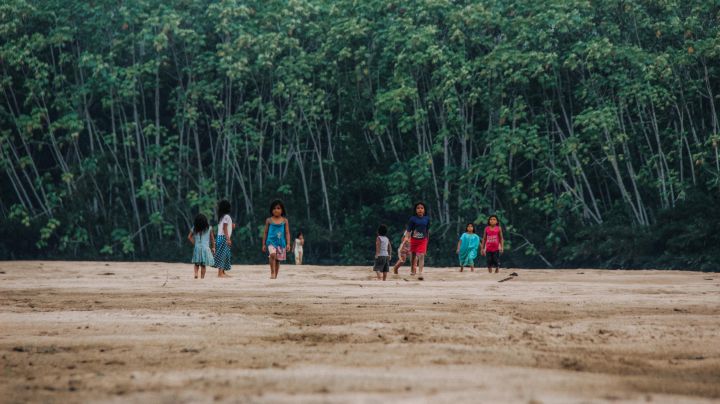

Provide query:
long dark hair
left=296, top=230, right=304, bottom=239
left=465, top=222, right=475, bottom=233
left=194, top=213, right=209, bottom=234
left=270, top=199, right=286, bottom=217
left=217, top=199, right=231, bottom=219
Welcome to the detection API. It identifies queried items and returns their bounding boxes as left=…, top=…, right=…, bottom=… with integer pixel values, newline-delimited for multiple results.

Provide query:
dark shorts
left=373, top=256, right=390, bottom=272
left=486, top=251, right=500, bottom=268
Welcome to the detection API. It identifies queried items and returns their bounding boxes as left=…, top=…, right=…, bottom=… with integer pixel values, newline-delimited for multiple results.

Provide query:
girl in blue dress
left=188, top=213, right=215, bottom=279
left=456, top=222, right=480, bottom=272
left=262, top=200, right=291, bottom=279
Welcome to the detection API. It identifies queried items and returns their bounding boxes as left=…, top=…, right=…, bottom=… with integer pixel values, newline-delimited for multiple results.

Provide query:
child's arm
left=480, top=231, right=487, bottom=256
left=223, top=223, right=231, bottom=246
left=187, top=230, right=194, bottom=245
left=375, top=237, right=380, bottom=258
left=456, top=238, right=462, bottom=254
left=262, top=218, right=269, bottom=253
left=210, top=228, right=216, bottom=253
left=499, top=227, right=504, bottom=253
left=285, top=218, right=291, bottom=251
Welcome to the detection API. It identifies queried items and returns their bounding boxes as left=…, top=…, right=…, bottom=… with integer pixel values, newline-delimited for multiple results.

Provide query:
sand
left=0, top=261, right=719, bottom=403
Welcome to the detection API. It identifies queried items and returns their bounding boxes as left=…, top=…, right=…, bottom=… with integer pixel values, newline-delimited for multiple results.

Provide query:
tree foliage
left=1, top=0, right=719, bottom=270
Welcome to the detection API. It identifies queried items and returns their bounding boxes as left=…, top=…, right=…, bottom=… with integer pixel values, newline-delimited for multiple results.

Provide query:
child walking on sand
left=481, top=215, right=504, bottom=273
left=293, top=230, right=304, bottom=265
left=188, top=213, right=215, bottom=279
left=213, top=200, right=233, bottom=278
left=373, top=224, right=393, bottom=281
left=262, top=200, right=291, bottom=279
left=407, top=202, right=430, bottom=281
left=392, top=234, right=410, bottom=274
left=456, top=223, right=480, bottom=272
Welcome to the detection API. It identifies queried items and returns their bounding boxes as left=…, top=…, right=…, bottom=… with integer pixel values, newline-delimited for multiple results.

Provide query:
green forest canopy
left=1, top=0, right=720, bottom=270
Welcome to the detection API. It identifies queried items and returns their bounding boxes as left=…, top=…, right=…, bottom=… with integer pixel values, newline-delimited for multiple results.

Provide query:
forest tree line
left=1, top=0, right=719, bottom=270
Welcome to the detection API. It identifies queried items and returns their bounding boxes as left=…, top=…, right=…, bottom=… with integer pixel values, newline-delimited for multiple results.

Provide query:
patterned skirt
left=214, top=235, right=232, bottom=271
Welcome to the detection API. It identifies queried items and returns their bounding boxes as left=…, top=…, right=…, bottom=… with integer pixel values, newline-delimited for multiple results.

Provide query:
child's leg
left=414, top=254, right=424, bottom=280
left=194, top=265, right=199, bottom=278
left=410, top=253, right=417, bottom=275
left=275, top=260, right=281, bottom=278
left=393, top=256, right=404, bottom=274
left=460, top=265, right=464, bottom=272
left=200, top=265, right=206, bottom=279
left=269, top=254, right=276, bottom=278
left=382, top=271, right=387, bottom=281
left=470, top=265, right=474, bottom=272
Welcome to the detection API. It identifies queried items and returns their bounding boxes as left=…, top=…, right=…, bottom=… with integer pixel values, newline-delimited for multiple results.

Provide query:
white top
left=218, top=214, right=233, bottom=238
left=295, top=238, right=303, bottom=251
left=377, top=236, right=390, bottom=257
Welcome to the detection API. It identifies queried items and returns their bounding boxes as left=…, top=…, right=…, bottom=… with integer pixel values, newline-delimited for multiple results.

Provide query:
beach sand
left=1, top=261, right=719, bottom=403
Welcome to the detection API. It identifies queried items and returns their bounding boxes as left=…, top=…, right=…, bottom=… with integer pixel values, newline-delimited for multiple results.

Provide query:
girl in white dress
left=293, top=231, right=304, bottom=265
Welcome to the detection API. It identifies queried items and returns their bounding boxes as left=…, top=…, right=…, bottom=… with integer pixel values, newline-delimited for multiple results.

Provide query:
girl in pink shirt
left=481, top=215, right=504, bottom=273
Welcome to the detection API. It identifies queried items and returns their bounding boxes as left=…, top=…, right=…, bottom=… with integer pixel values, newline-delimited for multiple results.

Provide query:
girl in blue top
left=262, top=199, right=291, bottom=279
left=187, top=213, right=215, bottom=279
left=406, top=202, right=430, bottom=280
left=456, top=222, right=480, bottom=272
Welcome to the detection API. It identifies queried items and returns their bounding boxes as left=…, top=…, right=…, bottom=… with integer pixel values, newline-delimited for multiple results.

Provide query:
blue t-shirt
left=407, top=216, right=430, bottom=239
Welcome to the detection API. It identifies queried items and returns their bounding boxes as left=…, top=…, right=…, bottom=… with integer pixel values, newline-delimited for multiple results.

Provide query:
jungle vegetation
left=1, top=0, right=719, bottom=270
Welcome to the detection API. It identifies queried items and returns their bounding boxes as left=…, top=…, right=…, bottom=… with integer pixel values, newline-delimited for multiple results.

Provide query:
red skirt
left=409, top=237, right=428, bottom=254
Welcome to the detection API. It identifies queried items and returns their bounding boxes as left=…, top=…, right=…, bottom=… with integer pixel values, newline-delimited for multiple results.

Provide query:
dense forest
left=1, top=0, right=719, bottom=270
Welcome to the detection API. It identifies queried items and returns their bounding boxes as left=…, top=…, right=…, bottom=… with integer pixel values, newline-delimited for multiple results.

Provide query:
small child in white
left=373, top=224, right=392, bottom=281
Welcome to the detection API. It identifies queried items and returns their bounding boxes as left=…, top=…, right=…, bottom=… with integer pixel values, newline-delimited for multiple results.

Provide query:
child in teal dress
left=188, top=213, right=215, bottom=279
left=456, top=223, right=480, bottom=272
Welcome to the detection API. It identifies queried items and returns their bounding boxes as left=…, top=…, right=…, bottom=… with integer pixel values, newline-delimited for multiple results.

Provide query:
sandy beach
left=0, top=261, right=718, bottom=403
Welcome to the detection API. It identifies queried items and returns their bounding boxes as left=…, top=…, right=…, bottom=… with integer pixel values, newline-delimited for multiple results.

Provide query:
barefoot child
left=373, top=224, right=392, bottom=281
left=293, top=230, right=304, bottom=265
left=480, top=215, right=504, bottom=273
left=188, top=213, right=215, bottom=279
left=262, top=200, right=291, bottom=279
left=407, top=202, right=430, bottom=281
left=456, top=223, right=480, bottom=272
left=213, top=199, right=233, bottom=278
left=392, top=234, right=410, bottom=274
